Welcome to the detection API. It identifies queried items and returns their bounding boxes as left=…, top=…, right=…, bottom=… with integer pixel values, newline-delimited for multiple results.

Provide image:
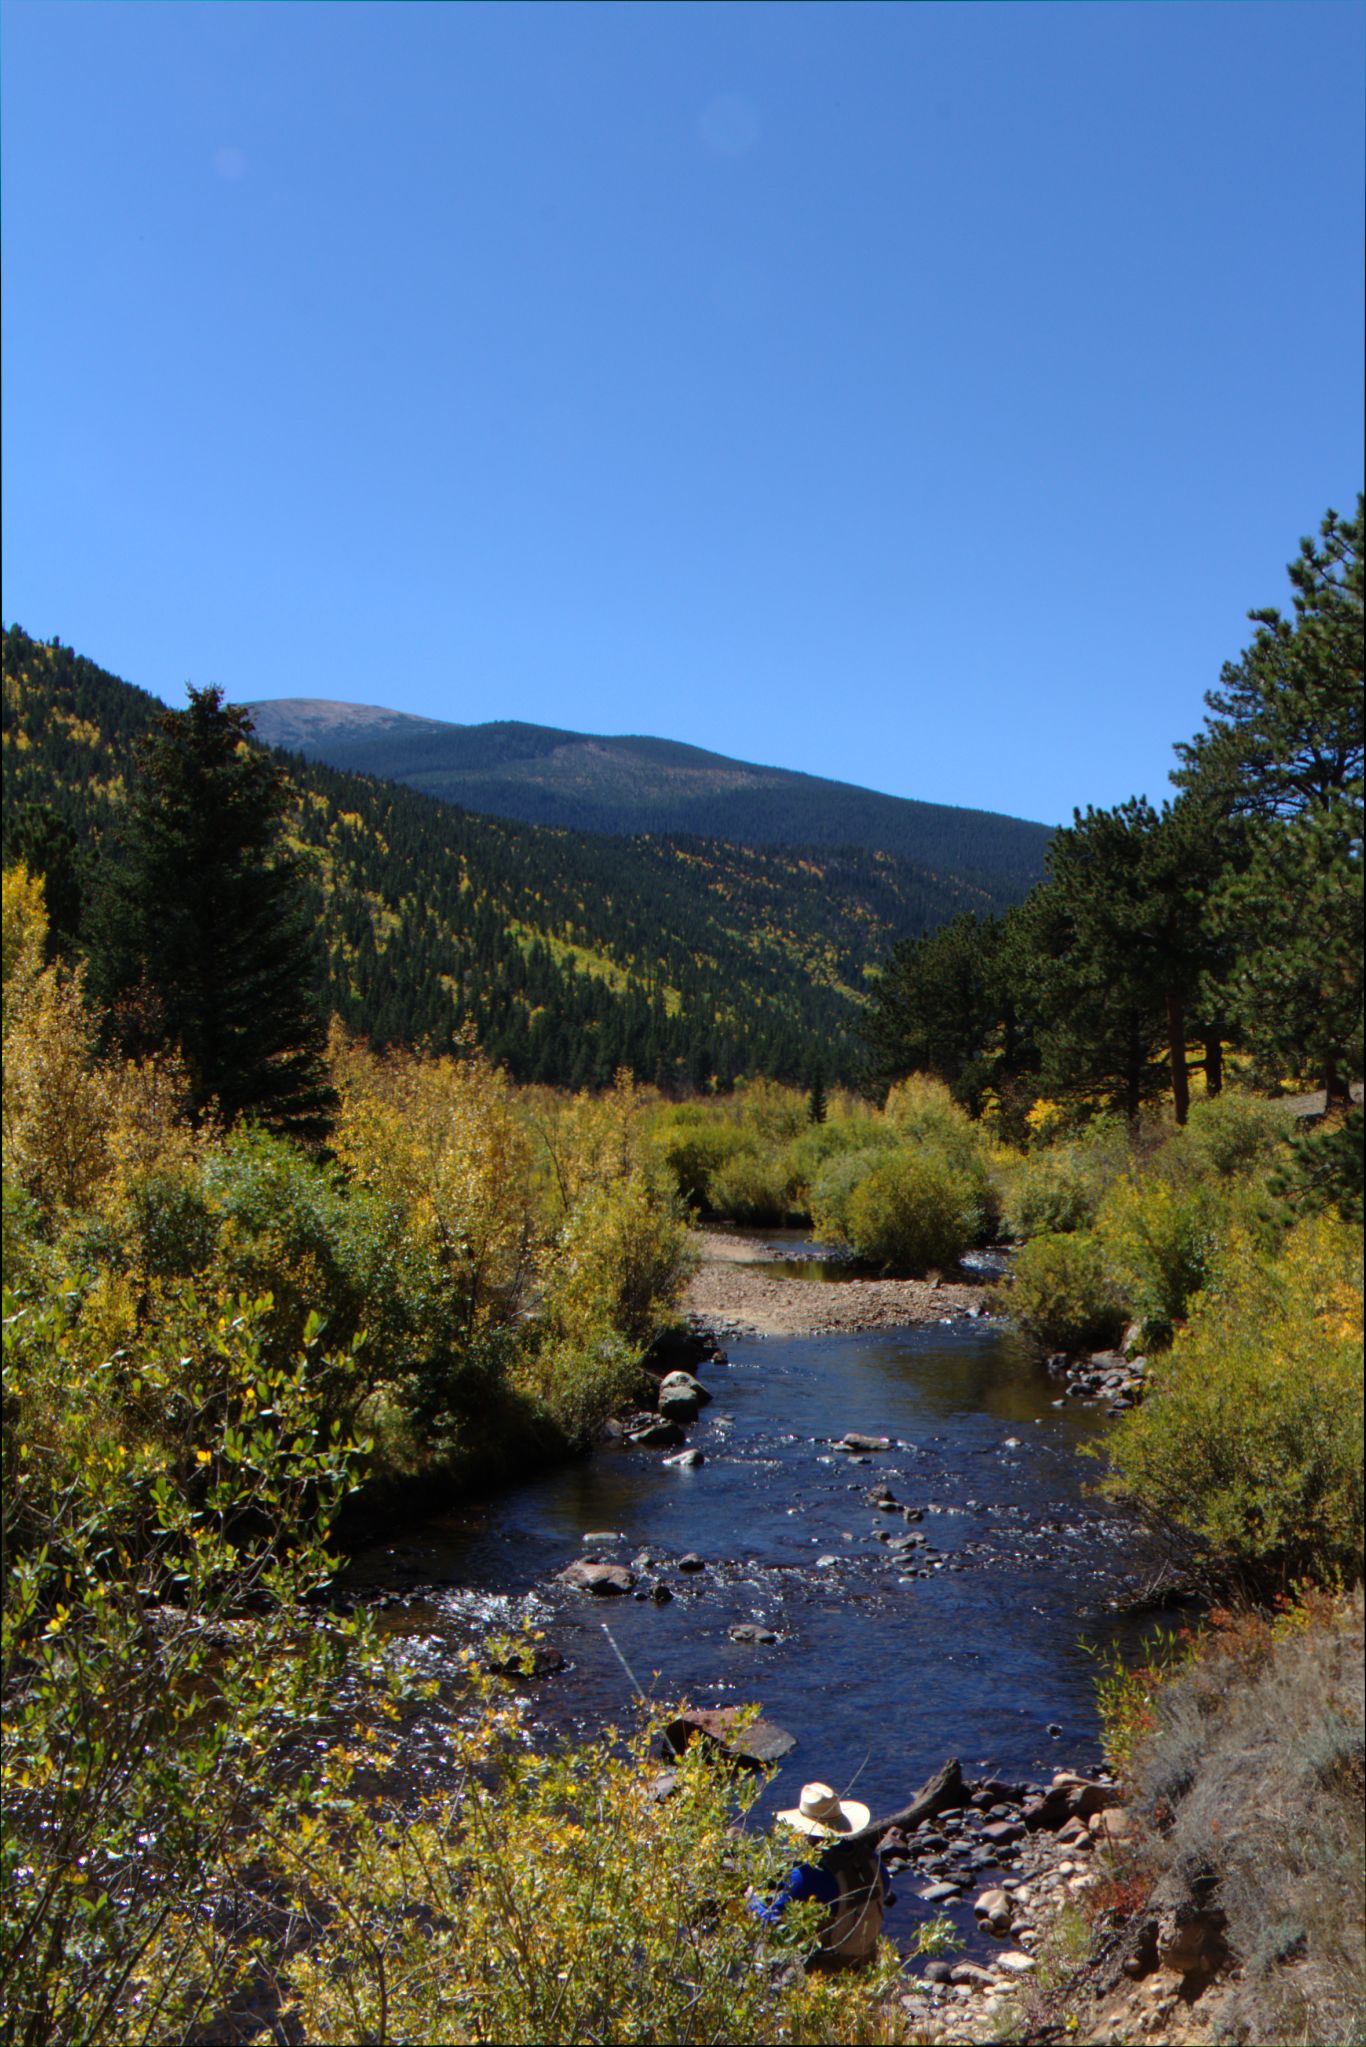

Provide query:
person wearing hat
left=751, top=1782, right=888, bottom=1967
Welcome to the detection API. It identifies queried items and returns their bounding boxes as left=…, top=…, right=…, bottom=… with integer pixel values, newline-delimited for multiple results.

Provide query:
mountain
left=245, top=699, right=1052, bottom=901
left=3, top=628, right=1013, bottom=1089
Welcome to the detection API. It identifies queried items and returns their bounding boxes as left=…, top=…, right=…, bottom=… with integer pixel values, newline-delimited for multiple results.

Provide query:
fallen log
left=840, top=1758, right=965, bottom=1851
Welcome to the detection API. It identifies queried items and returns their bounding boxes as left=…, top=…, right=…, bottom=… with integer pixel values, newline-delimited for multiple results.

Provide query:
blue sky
left=3, top=1, right=1361, bottom=827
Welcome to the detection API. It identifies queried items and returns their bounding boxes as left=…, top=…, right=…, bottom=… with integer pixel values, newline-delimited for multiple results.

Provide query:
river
left=345, top=1245, right=1152, bottom=1960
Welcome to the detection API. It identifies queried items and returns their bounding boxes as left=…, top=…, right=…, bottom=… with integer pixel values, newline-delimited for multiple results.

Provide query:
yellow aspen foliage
left=2, top=960, right=111, bottom=1213
left=2, top=861, right=48, bottom=1021
left=330, top=1030, right=536, bottom=1330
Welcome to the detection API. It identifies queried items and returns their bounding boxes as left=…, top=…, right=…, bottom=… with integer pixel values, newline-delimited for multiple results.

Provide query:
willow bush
left=1096, top=1215, right=1364, bottom=1589
left=278, top=1672, right=947, bottom=2047
left=997, top=1230, right=1128, bottom=1354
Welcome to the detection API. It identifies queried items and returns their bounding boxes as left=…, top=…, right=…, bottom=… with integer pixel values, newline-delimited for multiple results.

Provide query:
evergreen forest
left=3, top=625, right=1016, bottom=1090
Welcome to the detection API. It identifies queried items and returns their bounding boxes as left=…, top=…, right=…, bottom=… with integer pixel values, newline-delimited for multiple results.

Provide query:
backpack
left=815, top=1843, right=886, bottom=1963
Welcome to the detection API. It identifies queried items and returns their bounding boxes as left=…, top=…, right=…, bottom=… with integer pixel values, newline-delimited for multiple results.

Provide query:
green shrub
left=279, top=1675, right=947, bottom=2046
left=2, top=1289, right=374, bottom=2047
left=122, top=1164, right=221, bottom=1277
left=1095, top=1173, right=1274, bottom=1347
left=515, top=1330, right=648, bottom=1451
left=1004, top=1154, right=1097, bottom=1239
left=706, top=1144, right=796, bottom=1224
left=808, top=1144, right=899, bottom=1245
left=1096, top=1215, right=1363, bottom=1589
left=658, top=1116, right=753, bottom=1212
left=781, top=1117, right=896, bottom=1220
left=543, top=1171, right=695, bottom=1349
left=998, top=1230, right=1128, bottom=1353
left=1168, top=1091, right=1295, bottom=1183
left=842, top=1151, right=978, bottom=1274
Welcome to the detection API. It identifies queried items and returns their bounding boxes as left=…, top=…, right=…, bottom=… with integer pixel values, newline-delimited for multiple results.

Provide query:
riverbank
left=683, top=1228, right=992, bottom=1336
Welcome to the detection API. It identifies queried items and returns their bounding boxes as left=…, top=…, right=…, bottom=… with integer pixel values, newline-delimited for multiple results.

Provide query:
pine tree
left=89, top=688, right=334, bottom=1137
left=1174, top=498, right=1364, bottom=1102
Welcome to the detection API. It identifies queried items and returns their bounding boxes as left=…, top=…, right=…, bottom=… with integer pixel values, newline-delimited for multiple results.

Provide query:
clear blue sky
left=3, top=1, right=1361, bottom=827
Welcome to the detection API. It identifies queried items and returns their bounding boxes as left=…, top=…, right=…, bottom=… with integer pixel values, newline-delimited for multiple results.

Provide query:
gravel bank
left=681, top=1229, right=994, bottom=1338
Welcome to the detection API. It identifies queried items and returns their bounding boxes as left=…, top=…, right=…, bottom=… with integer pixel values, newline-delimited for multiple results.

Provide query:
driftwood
left=840, top=1757, right=966, bottom=1852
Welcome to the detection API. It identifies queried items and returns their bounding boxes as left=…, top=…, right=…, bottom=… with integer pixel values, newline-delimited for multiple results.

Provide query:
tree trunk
left=1166, top=992, right=1190, bottom=1127
left=1324, top=1058, right=1351, bottom=1108
left=1204, top=1035, right=1223, bottom=1097
left=844, top=1759, right=965, bottom=1851
left=1125, top=1012, right=1143, bottom=1125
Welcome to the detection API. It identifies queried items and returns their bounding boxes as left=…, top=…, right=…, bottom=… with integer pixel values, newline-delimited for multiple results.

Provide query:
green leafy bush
left=2, top=1290, right=374, bottom=2047
left=1004, top=1154, right=1096, bottom=1238
left=1170, top=1091, right=1295, bottom=1182
left=781, top=1117, right=896, bottom=1220
left=279, top=1674, right=948, bottom=2046
left=1096, top=1215, right=1363, bottom=1588
left=997, top=1230, right=1128, bottom=1353
left=842, top=1151, right=978, bottom=1274
left=1095, top=1173, right=1273, bottom=1347
left=808, top=1144, right=901, bottom=1246
left=706, top=1144, right=796, bottom=1224
left=658, top=1115, right=754, bottom=1212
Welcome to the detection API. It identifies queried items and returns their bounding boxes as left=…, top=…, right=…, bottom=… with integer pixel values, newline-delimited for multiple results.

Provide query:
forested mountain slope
left=246, top=696, right=1052, bottom=899
left=3, top=627, right=1005, bottom=1086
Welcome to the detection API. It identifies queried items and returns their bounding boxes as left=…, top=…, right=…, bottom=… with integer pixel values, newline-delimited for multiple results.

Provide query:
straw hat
left=776, top=1782, right=871, bottom=1837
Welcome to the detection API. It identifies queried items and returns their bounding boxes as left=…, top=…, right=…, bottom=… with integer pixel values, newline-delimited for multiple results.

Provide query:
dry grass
left=1131, top=1590, right=1365, bottom=2046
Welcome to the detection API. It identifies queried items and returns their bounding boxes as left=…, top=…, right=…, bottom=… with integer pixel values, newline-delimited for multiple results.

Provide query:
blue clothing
left=750, top=1861, right=842, bottom=1925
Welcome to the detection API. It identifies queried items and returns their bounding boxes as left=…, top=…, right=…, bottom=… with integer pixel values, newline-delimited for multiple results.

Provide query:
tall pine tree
left=89, top=688, right=334, bottom=1137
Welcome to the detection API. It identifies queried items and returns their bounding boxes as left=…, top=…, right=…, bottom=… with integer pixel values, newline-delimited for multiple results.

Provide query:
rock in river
left=664, top=1706, right=796, bottom=1767
left=627, top=1419, right=685, bottom=1448
left=557, top=1561, right=634, bottom=1595
left=658, top=1370, right=713, bottom=1421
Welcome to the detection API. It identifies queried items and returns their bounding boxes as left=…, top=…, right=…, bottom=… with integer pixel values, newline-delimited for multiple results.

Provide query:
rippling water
left=345, top=1308, right=1150, bottom=1956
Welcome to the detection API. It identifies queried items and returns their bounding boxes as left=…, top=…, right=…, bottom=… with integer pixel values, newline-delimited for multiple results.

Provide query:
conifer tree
left=1174, top=499, right=1363, bottom=1103
left=89, top=687, right=334, bottom=1137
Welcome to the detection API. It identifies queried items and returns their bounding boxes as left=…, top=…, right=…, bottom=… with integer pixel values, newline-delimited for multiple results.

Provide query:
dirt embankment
left=682, top=1229, right=994, bottom=1338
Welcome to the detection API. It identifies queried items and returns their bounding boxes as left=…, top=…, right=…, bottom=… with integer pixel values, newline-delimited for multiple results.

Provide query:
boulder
left=556, top=1562, right=634, bottom=1595
left=644, top=1327, right=715, bottom=1372
left=582, top=1531, right=625, bottom=1547
left=837, top=1432, right=891, bottom=1452
left=1156, top=1903, right=1228, bottom=1978
left=728, top=1623, right=777, bottom=1644
left=663, top=1448, right=705, bottom=1468
left=677, top=1552, right=706, bottom=1573
left=658, top=1371, right=712, bottom=1420
left=627, top=1419, right=685, bottom=1448
left=663, top=1706, right=796, bottom=1768
left=974, top=1886, right=1013, bottom=1933
left=949, top=1963, right=997, bottom=1988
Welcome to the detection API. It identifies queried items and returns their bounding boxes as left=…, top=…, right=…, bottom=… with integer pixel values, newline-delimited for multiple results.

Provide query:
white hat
left=776, top=1782, right=871, bottom=1837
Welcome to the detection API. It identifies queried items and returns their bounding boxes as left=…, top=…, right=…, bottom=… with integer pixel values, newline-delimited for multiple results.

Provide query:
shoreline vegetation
left=2, top=503, right=1362, bottom=2044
